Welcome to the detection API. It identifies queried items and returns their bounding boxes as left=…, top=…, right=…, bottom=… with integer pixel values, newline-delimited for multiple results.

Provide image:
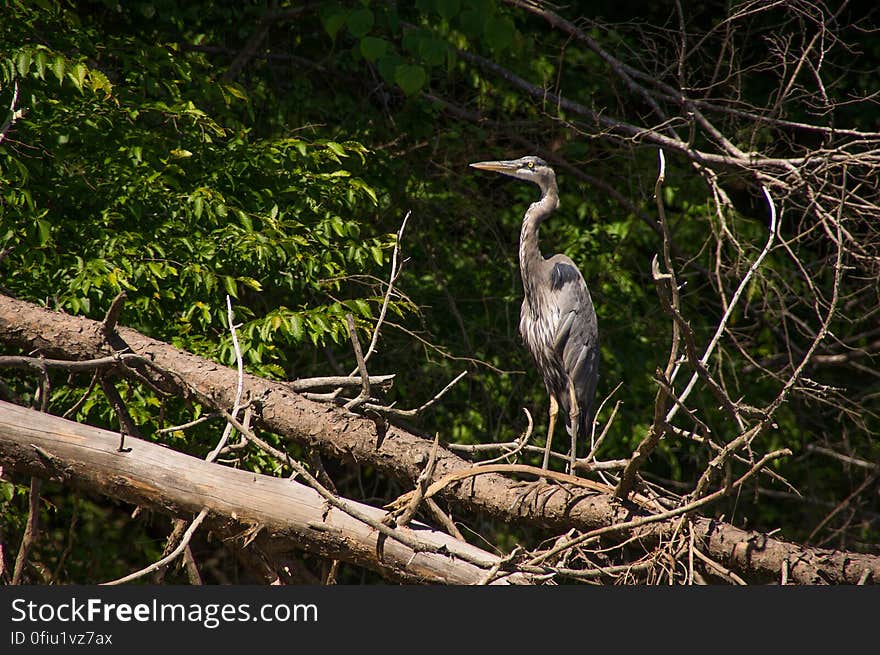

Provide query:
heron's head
left=469, top=156, right=557, bottom=195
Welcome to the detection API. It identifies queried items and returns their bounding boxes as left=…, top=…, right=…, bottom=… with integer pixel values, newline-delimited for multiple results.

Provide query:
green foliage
left=1, top=3, right=400, bottom=378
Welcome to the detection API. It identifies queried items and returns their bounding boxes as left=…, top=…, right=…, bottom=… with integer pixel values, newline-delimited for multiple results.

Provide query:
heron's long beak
left=469, top=160, right=520, bottom=176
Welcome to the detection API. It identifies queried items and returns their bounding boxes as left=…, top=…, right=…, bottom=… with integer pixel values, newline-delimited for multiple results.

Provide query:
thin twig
left=363, top=211, right=410, bottom=364
left=323, top=560, right=340, bottom=585
left=424, top=498, right=466, bottom=541
left=11, top=477, right=42, bottom=585
left=0, top=352, right=150, bottom=373
left=157, top=412, right=221, bottom=434
left=691, top=546, right=747, bottom=585
left=615, top=365, right=670, bottom=500
left=448, top=440, right=626, bottom=472
left=62, top=372, right=99, bottom=419
left=805, top=444, right=877, bottom=471
left=50, top=494, right=79, bottom=584
left=806, top=470, right=879, bottom=544
left=289, top=374, right=394, bottom=391
left=361, top=370, right=467, bottom=418
left=0, top=80, right=26, bottom=145
left=666, top=185, right=778, bottom=422
left=182, top=545, right=203, bottom=585
left=326, top=211, right=411, bottom=403
left=99, top=377, right=140, bottom=452
left=207, top=296, right=247, bottom=462
left=587, top=381, right=623, bottom=460
left=101, top=292, right=127, bottom=338
left=614, top=151, right=682, bottom=499
left=343, top=313, right=370, bottom=411
left=476, top=546, right=525, bottom=585
left=394, top=434, right=441, bottom=527
left=475, top=408, right=533, bottom=466
left=103, top=509, right=210, bottom=585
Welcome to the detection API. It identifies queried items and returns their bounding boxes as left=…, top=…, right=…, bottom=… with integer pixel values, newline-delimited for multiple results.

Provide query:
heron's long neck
left=519, top=182, right=559, bottom=301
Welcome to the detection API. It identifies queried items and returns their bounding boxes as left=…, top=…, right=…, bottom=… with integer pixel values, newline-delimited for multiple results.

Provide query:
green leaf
left=36, top=219, right=52, bottom=245
left=325, top=141, right=348, bottom=158
left=289, top=313, right=304, bottom=341
left=377, top=54, right=404, bottom=83
left=147, top=261, right=166, bottom=278
left=68, top=62, right=88, bottom=92
left=459, top=1, right=491, bottom=37
left=51, top=55, right=65, bottom=83
left=223, top=275, right=238, bottom=298
left=311, top=313, right=330, bottom=333
left=485, top=15, right=515, bottom=51
left=33, top=49, right=47, bottom=79
left=223, top=83, right=249, bottom=101
left=88, top=69, right=113, bottom=96
left=330, top=216, right=346, bottom=236
left=16, top=49, right=32, bottom=77
left=0, top=480, right=14, bottom=502
left=350, top=179, right=378, bottom=205
left=418, top=37, right=448, bottom=67
left=435, top=0, right=461, bottom=20
left=350, top=298, right=371, bottom=318
left=239, top=276, right=262, bottom=291
left=320, top=6, right=347, bottom=39
left=394, top=64, right=427, bottom=96
left=359, top=36, right=390, bottom=63
left=346, top=8, right=374, bottom=38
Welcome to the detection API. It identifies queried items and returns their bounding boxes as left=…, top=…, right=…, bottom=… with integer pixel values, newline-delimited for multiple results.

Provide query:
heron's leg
left=542, top=395, right=559, bottom=471
left=567, top=379, right=580, bottom=474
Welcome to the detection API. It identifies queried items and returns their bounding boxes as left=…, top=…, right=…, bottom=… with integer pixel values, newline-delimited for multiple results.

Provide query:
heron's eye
left=527, top=161, right=534, bottom=170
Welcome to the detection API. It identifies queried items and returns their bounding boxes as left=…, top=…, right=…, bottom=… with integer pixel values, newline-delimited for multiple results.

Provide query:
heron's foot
left=510, top=477, right=565, bottom=514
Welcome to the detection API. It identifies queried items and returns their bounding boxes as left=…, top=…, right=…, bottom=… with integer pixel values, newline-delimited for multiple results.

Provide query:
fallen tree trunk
left=0, top=293, right=877, bottom=584
left=0, top=400, right=520, bottom=585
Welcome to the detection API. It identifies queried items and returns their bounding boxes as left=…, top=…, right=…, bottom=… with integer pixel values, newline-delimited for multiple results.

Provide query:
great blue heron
left=470, top=156, right=599, bottom=473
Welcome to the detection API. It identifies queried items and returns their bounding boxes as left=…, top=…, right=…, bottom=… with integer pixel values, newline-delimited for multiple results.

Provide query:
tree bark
left=0, top=293, right=877, bottom=584
left=0, top=399, right=520, bottom=585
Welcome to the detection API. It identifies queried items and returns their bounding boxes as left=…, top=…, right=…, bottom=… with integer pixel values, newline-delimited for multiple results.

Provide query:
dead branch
left=11, top=476, right=41, bottom=585
left=393, top=434, right=441, bottom=528
left=343, top=313, right=370, bottom=411
left=0, top=81, right=26, bottom=145
left=288, top=374, right=394, bottom=391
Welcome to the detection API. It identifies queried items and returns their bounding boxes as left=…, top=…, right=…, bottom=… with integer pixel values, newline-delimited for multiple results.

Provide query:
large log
left=0, top=400, right=519, bottom=584
left=0, top=293, right=877, bottom=584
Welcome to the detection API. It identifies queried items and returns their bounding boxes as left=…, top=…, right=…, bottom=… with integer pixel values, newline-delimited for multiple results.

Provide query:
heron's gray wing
left=548, top=261, right=600, bottom=423
left=550, top=260, right=582, bottom=291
